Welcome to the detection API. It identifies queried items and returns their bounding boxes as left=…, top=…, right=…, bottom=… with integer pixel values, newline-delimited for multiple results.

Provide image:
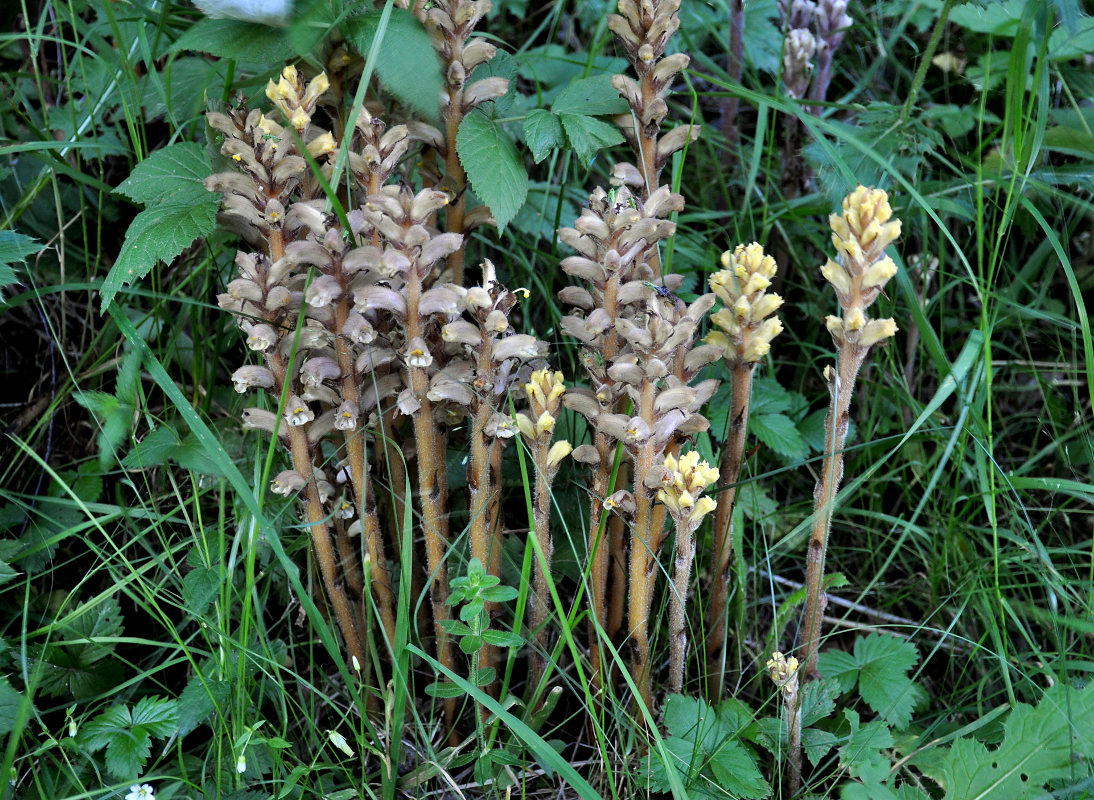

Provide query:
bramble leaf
left=748, top=412, right=807, bottom=460
left=344, top=9, right=443, bottom=124
left=115, top=142, right=212, bottom=207
left=523, top=109, right=565, bottom=164
left=457, top=110, right=528, bottom=233
left=99, top=200, right=218, bottom=313
left=550, top=75, right=629, bottom=116
left=558, top=113, right=623, bottom=166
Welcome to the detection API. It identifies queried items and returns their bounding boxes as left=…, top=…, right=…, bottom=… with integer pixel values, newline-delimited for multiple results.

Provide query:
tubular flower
left=265, top=65, right=330, bottom=131
left=822, top=186, right=900, bottom=348
left=656, top=450, right=720, bottom=524
left=707, top=242, right=785, bottom=366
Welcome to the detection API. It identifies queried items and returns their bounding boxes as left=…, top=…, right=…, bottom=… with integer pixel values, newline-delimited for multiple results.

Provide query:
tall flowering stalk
left=767, top=652, right=803, bottom=793
left=799, top=185, right=900, bottom=682
left=416, top=0, right=507, bottom=284
left=703, top=243, right=784, bottom=697
left=515, top=369, right=572, bottom=688
left=656, top=450, right=719, bottom=692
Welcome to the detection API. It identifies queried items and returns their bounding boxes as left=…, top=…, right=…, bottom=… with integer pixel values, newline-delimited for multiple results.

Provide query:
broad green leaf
left=100, top=200, right=219, bottom=312
left=913, top=682, right=1094, bottom=800
left=853, top=634, right=920, bottom=730
left=948, top=0, right=1025, bottom=35
left=523, top=109, right=565, bottom=163
left=480, top=629, right=523, bottom=648
left=748, top=413, right=807, bottom=459
left=663, top=694, right=718, bottom=741
left=130, top=696, right=179, bottom=738
left=177, top=677, right=230, bottom=736
left=80, top=697, right=178, bottom=778
left=457, top=110, right=528, bottom=233
left=115, top=142, right=212, bottom=207
left=749, top=376, right=796, bottom=415
left=551, top=75, right=629, bottom=116
left=558, top=112, right=623, bottom=166
left=343, top=9, right=443, bottom=124
left=708, top=739, right=771, bottom=799
left=424, top=681, right=465, bottom=698
left=122, top=425, right=181, bottom=470
left=170, top=18, right=291, bottom=63
left=183, top=566, right=220, bottom=616
left=0, top=676, right=30, bottom=735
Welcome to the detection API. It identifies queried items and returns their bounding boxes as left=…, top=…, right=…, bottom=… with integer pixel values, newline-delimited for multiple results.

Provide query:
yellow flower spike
left=303, top=71, right=331, bottom=106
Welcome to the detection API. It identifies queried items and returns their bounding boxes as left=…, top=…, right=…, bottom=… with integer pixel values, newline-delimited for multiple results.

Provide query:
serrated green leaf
left=853, top=634, right=919, bottom=729
left=749, top=377, right=795, bottom=415
left=100, top=199, right=219, bottom=312
left=178, top=677, right=230, bottom=736
left=183, top=566, right=220, bottom=617
left=748, top=413, right=807, bottom=459
left=115, top=142, right=212, bottom=207
left=558, top=112, right=623, bottom=166
left=457, top=110, right=528, bottom=232
left=523, top=109, right=564, bottom=163
left=551, top=75, right=629, bottom=116
left=708, top=740, right=771, bottom=799
left=0, top=230, right=44, bottom=293
left=800, top=678, right=840, bottom=727
left=913, top=682, right=1094, bottom=800
left=0, top=676, right=30, bottom=735
left=343, top=9, right=443, bottom=124
left=818, top=649, right=859, bottom=694
left=170, top=18, right=290, bottom=63
left=663, top=694, right=717, bottom=740
left=122, top=426, right=181, bottom=470
left=131, top=696, right=179, bottom=737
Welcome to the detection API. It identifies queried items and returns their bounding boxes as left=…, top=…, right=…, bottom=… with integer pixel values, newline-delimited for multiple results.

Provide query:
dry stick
left=705, top=360, right=755, bottom=697
left=403, top=253, right=457, bottom=731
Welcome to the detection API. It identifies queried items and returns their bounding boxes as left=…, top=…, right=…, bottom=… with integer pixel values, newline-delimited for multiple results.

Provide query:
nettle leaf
left=170, top=18, right=290, bottom=62
left=550, top=75, right=629, bottom=116
left=0, top=230, right=44, bottom=294
left=99, top=200, right=219, bottom=313
left=912, top=682, right=1094, bottom=800
left=115, top=142, right=212, bottom=207
left=344, top=9, right=443, bottom=124
left=748, top=413, right=807, bottom=460
left=558, top=113, right=623, bottom=166
left=177, top=676, right=230, bottom=736
left=457, top=110, right=528, bottom=233
left=79, top=697, right=178, bottom=779
left=523, top=109, right=565, bottom=164
left=0, top=676, right=31, bottom=735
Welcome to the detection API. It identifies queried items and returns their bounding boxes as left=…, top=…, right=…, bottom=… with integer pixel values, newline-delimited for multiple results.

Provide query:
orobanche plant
left=198, top=0, right=924, bottom=778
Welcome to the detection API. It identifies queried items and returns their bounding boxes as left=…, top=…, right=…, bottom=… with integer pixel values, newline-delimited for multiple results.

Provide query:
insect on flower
left=642, top=281, right=676, bottom=300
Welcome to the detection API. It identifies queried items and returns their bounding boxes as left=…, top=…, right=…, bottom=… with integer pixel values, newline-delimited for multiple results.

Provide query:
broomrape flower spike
left=704, top=241, right=783, bottom=698
left=790, top=185, right=901, bottom=793
left=661, top=449, right=719, bottom=693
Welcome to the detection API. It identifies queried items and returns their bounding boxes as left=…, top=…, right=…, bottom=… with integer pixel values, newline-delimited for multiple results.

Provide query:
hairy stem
left=705, top=361, right=755, bottom=696
left=667, top=516, right=695, bottom=693
left=529, top=440, right=554, bottom=689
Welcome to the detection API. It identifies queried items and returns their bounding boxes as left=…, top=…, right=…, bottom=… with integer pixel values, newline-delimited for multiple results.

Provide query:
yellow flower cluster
left=264, top=65, right=330, bottom=131
left=656, top=450, right=719, bottom=524
left=822, top=186, right=900, bottom=349
left=707, top=242, right=785, bottom=365
left=516, top=369, right=572, bottom=470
